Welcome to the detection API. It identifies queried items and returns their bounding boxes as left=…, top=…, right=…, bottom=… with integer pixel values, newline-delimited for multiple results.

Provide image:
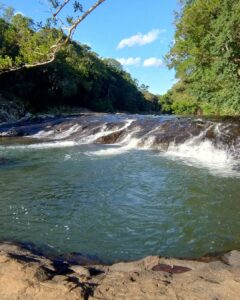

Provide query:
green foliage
left=158, top=92, right=173, bottom=114
left=165, top=0, right=240, bottom=116
left=0, top=8, right=62, bottom=71
left=0, top=15, right=158, bottom=113
left=141, top=91, right=160, bottom=111
left=158, top=81, right=198, bottom=115
left=0, top=4, right=159, bottom=113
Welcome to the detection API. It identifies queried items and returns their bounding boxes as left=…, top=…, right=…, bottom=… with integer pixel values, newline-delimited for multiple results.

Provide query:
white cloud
left=116, top=57, right=164, bottom=68
left=117, top=57, right=141, bottom=66
left=117, top=29, right=161, bottom=49
left=143, top=57, right=164, bottom=67
left=14, top=11, right=25, bottom=16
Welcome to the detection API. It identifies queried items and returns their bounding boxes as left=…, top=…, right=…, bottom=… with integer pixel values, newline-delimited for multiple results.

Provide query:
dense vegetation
left=0, top=7, right=62, bottom=71
left=159, top=0, right=240, bottom=116
left=1, top=1, right=239, bottom=117
left=0, top=9, right=159, bottom=113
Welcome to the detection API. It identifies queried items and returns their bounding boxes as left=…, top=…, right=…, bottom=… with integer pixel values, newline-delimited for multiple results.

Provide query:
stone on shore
left=0, top=242, right=240, bottom=299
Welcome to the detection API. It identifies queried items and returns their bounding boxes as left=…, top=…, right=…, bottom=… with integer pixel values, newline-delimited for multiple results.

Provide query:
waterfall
left=0, top=113, right=239, bottom=176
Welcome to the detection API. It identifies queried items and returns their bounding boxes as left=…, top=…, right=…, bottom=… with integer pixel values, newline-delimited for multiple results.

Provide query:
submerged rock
left=0, top=157, right=11, bottom=166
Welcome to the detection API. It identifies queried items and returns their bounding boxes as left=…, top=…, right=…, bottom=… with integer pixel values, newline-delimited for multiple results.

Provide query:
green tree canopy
left=164, top=0, right=240, bottom=115
left=0, top=1, right=106, bottom=73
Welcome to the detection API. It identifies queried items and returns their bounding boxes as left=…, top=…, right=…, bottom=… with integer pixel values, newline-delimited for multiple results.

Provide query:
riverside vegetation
left=0, top=0, right=240, bottom=117
left=159, top=0, right=240, bottom=116
left=0, top=6, right=159, bottom=115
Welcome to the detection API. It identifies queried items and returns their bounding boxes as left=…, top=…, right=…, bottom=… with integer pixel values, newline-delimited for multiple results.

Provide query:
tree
left=0, top=0, right=106, bottom=74
left=47, top=0, right=106, bottom=44
left=165, top=0, right=240, bottom=115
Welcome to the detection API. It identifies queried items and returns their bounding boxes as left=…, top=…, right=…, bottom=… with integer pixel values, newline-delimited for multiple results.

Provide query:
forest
left=0, top=0, right=239, bottom=116
left=0, top=8, right=159, bottom=114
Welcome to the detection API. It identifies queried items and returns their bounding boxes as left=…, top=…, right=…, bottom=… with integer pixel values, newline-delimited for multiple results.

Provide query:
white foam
left=29, top=119, right=135, bottom=145
left=164, top=138, right=239, bottom=177
left=85, top=126, right=165, bottom=157
left=77, top=119, right=134, bottom=144
left=0, top=141, right=76, bottom=150
left=86, top=138, right=139, bottom=156
left=64, top=154, right=72, bottom=160
left=29, top=129, right=55, bottom=138
left=85, top=125, right=141, bottom=156
left=1, top=117, right=239, bottom=178
left=29, top=124, right=81, bottom=140
left=52, top=124, right=80, bottom=139
left=140, top=136, right=156, bottom=150
left=77, top=124, right=108, bottom=144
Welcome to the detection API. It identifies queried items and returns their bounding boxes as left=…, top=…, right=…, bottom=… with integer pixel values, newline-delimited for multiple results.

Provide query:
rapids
left=0, top=113, right=239, bottom=262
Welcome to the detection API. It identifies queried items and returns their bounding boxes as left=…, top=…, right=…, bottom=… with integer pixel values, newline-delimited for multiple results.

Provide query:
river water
left=0, top=114, right=239, bottom=262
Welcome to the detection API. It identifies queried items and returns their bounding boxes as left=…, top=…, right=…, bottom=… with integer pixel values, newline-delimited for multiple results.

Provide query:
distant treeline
left=159, top=0, right=240, bottom=116
left=0, top=11, right=159, bottom=113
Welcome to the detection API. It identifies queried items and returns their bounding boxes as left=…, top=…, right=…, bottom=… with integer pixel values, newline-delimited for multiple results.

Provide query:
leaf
left=73, top=1, right=83, bottom=13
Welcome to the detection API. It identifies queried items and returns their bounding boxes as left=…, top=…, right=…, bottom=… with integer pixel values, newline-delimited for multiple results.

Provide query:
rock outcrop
left=0, top=96, right=26, bottom=124
left=0, top=242, right=240, bottom=299
left=1, top=113, right=239, bottom=153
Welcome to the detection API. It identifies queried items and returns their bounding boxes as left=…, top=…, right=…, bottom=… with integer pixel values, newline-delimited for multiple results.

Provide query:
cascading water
left=0, top=113, right=239, bottom=262
left=163, top=123, right=239, bottom=177
left=19, top=114, right=238, bottom=176
left=0, top=114, right=239, bottom=175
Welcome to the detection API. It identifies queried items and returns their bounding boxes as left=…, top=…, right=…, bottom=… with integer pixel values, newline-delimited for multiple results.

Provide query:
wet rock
left=0, top=113, right=239, bottom=162
left=96, top=130, right=124, bottom=144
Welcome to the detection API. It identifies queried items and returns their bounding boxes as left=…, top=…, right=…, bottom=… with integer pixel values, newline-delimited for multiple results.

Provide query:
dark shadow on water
left=2, top=238, right=240, bottom=266
left=1, top=239, right=105, bottom=265
left=0, top=157, right=13, bottom=166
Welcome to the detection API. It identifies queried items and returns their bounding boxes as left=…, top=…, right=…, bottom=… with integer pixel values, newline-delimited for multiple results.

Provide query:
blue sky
left=2, top=0, right=179, bottom=95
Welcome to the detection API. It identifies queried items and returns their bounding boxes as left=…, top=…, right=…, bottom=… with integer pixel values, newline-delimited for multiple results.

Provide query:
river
left=0, top=113, right=239, bottom=263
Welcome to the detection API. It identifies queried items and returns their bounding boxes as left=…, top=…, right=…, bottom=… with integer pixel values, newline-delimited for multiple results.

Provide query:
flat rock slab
left=0, top=242, right=240, bottom=299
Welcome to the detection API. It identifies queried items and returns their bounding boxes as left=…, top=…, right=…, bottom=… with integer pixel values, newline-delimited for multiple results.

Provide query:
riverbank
left=0, top=241, right=240, bottom=299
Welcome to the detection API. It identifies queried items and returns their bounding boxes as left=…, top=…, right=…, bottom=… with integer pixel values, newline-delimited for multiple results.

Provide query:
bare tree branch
left=52, top=0, right=71, bottom=18
left=65, top=0, right=106, bottom=44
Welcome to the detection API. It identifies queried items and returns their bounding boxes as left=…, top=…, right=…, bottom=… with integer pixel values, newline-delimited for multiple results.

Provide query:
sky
left=2, top=0, right=179, bottom=95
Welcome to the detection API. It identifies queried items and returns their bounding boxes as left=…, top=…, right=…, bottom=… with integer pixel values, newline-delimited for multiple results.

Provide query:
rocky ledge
left=0, top=242, right=240, bottom=299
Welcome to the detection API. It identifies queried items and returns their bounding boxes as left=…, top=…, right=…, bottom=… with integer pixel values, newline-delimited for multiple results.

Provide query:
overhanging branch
left=0, top=0, right=106, bottom=75
left=0, top=43, right=61, bottom=75
left=65, top=0, right=106, bottom=44
left=53, top=0, right=71, bottom=17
